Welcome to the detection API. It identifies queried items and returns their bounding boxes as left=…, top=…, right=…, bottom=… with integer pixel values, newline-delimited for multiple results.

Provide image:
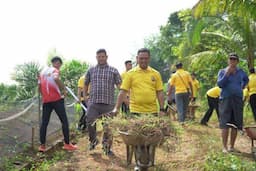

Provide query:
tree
left=144, top=35, right=170, bottom=82
left=145, top=10, right=193, bottom=82
left=192, top=0, right=256, bottom=69
left=12, top=62, right=42, bottom=100
left=60, top=59, right=89, bottom=92
left=144, top=8, right=249, bottom=95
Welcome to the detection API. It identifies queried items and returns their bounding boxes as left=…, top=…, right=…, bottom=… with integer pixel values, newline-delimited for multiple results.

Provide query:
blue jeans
left=175, top=93, right=189, bottom=122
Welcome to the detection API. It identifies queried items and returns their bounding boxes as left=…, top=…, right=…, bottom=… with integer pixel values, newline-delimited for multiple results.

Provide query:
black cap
left=229, top=53, right=239, bottom=60
left=175, top=62, right=183, bottom=68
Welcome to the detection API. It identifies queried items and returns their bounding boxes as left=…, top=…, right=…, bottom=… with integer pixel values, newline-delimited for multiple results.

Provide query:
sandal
left=222, top=148, right=228, bottom=154
left=229, top=147, right=241, bottom=153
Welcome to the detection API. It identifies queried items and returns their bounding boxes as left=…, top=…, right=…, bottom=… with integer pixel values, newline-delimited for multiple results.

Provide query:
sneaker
left=89, top=138, right=99, bottom=150
left=63, top=143, right=78, bottom=151
left=38, top=145, right=46, bottom=152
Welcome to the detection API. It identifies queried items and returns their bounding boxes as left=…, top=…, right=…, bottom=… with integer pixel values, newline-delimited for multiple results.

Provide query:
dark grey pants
left=175, top=92, right=189, bottom=122
left=219, top=96, right=243, bottom=129
left=86, top=103, right=114, bottom=143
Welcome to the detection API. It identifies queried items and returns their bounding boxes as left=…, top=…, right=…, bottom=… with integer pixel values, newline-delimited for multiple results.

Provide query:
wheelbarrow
left=119, top=130, right=163, bottom=171
left=244, top=126, right=256, bottom=159
left=166, top=103, right=177, bottom=121
left=227, top=123, right=256, bottom=159
left=187, top=103, right=200, bottom=120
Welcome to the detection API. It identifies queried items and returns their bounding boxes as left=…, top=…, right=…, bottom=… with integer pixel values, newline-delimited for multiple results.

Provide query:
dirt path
left=48, top=121, right=253, bottom=171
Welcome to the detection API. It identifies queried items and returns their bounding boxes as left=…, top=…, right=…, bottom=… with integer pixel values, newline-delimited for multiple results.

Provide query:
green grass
left=27, top=151, right=68, bottom=171
left=204, top=151, right=256, bottom=171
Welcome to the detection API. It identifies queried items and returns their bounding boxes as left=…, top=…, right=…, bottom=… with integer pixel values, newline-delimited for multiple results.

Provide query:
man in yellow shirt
left=200, top=86, right=221, bottom=126
left=120, top=60, right=132, bottom=114
left=166, top=74, right=177, bottom=121
left=168, top=62, right=193, bottom=124
left=247, top=68, right=256, bottom=121
left=191, top=73, right=200, bottom=102
left=77, top=75, right=89, bottom=130
left=113, top=48, right=165, bottom=116
left=188, top=72, right=200, bottom=120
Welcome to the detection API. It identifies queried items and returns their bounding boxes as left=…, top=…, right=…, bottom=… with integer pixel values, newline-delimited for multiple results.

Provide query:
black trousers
left=78, top=100, right=87, bottom=129
left=40, top=99, right=70, bottom=144
left=121, top=102, right=129, bottom=114
left=200, top=95, right=219, bottom=123
left=249, top=94, right=256, bottom=121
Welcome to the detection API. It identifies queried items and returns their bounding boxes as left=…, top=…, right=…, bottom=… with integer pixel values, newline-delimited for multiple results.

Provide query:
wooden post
left=31, top=127, right=35, bottom=149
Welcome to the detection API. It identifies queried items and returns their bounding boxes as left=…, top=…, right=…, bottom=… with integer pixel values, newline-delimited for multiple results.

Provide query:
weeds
left=28, top=151, right=67, bottom=171
left=204, top=151, right=256, bottom=171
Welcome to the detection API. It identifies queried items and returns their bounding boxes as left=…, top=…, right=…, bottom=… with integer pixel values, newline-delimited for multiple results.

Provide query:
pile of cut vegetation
left=109, top=115, right=176, bottom=146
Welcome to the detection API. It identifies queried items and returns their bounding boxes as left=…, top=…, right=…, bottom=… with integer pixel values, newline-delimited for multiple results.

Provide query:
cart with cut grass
left=244, top=126, right=256, bottom=159
left=187, top=103, right=200, bottom=120
left=227, top=123, right=256, bottom=159
left=112, top=116, right=174, bottom=171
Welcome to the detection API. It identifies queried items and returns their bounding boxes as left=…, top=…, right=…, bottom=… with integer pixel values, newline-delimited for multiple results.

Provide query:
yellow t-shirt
left=78, top=76, right=85, bottom=101
left=78, top=76, right=90, bottom=100
left=248, top=73, right=256, bottom=96
left=206, top=87, right=221, bottom=98
left=78, top=76, right=85, bottom=88
left=121, top=71, right=130, bottom=97
left=121, top=66, right=163, bottom=114
left=121, top=71, right=128, bottom=81
left=169, top=69, right=192, bottom=94
left=243, top=88, right=249, bottom=101
left=192, top=79, right=200, bottom=98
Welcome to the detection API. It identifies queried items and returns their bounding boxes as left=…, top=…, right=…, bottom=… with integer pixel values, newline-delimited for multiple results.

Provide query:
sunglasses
left=229, top=57, right=238, bottom=60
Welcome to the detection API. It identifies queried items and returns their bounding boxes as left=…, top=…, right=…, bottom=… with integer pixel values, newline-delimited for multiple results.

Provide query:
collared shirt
left=85, top=64, right=121, bottom=105
left=207, top=86, right=221, bottom=98
left=217, top=67, right=248, bottom=99
left=39, top=67, right=62, bottom=103
left=121, top=66, right=163, bottom=114
left=248, top=73, right=256, bottom=96
left=169, top=69, right=192, bottom=94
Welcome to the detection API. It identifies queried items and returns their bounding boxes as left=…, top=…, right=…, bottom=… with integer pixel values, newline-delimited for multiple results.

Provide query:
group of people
left=37, top=48, right=253, bottom=154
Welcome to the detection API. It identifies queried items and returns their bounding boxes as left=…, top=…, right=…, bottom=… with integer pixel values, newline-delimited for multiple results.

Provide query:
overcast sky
left=0, top=0, right=198, bottom=84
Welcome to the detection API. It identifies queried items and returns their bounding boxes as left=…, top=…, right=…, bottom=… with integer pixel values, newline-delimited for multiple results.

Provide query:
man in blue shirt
left=217, top=53, right=249, bottom=153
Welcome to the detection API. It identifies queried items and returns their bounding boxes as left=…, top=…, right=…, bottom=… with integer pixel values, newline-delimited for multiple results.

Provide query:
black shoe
left=89, top=138, right=99, bottom=150
left=200, top=122, right=208, bottom=126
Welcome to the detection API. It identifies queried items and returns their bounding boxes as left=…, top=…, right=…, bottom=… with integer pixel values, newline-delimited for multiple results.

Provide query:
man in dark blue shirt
left=217, top=53, right=249, bottom=153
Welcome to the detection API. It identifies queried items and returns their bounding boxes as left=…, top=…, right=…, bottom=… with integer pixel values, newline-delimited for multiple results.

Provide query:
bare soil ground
left=48, top=120, right=253, bottom=171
